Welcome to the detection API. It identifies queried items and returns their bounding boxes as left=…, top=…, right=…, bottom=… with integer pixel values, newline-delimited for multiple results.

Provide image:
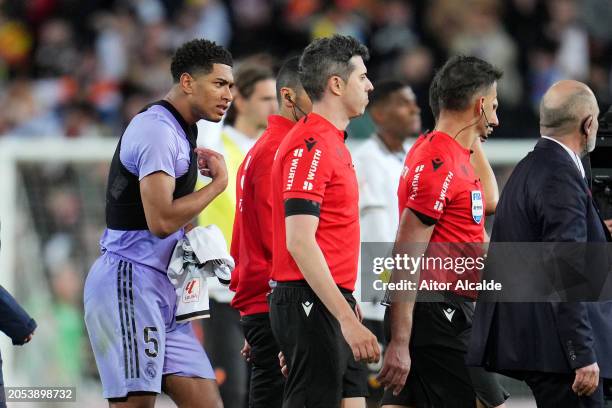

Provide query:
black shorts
left=241, top=313, right=284, bottom=408
left=381, top=294, right=509, bottom=408
left=269, top=281, right=368, bottom=408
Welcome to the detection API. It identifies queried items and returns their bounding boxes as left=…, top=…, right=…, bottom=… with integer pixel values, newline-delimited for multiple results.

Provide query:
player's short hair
left=299, top=35, right=370, bottom=102
left=224, top=62, right=275, bottom=125
left=170, top=39, right=233, bottom=83
left=435, top=55, right=502, bottom=112
left=368, top=79, right=408, bottom=110
left=276, top=56, right=302, bottom=104
left=429, top=73, right=440, bottom=119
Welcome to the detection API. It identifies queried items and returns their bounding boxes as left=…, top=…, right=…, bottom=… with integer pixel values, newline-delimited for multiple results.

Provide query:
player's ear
left=179, top=73, right=194, bottom=95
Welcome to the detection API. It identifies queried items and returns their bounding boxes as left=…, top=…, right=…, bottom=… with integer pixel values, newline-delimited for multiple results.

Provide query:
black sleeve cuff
left=410, top=208, right=437, bottom=226
left=285, top=198, right=321, bottom=217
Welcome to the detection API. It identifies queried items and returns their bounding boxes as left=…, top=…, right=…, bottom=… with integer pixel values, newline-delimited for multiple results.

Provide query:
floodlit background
left=0, top=0, right=611, bottom=407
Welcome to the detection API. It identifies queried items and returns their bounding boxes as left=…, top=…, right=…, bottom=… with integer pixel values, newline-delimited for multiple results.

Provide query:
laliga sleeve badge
left=471, top=190, right=483, bottom=224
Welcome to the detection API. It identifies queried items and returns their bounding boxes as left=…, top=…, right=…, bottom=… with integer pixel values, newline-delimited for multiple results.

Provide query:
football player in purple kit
left=84, top=39, right=233, bottom=407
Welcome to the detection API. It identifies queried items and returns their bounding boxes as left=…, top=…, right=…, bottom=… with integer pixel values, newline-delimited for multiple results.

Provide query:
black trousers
left=241, top=313, right=284, bottom=408
left=523, top=371, right=604, bottom=408
left=269, top=281, right=368, bottom=408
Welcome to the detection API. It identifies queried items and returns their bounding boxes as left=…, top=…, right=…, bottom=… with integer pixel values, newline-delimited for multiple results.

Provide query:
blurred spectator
left=171, top=0, right=232, bottom=48
left=63, top=101, right=109, bottom=137
left=0, top=0, right=609, bottom=139
left=369, top=0, right=418, bottom=58
left=33, top=19, right=79, bottom=78
left=449, top=0, right=523, bottom=107
left=310, top=2, right=368, bottom=42
left=545, top=0, right=589, bottom=81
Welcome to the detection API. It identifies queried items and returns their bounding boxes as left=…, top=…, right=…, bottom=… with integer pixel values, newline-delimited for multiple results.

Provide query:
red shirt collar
left=304, top=113, right=347, bottom=143
left=267, top=114, right=295, bottom=133
left=429, top=130, right=472, bottom=156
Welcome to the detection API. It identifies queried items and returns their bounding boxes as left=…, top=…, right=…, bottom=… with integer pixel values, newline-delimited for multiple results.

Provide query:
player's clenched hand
left=194, top=147, right=228, bottom=189
left=340, top=318, right=380, bottom=364
left=377, top=339, right=410, bottom=396
left=573, top=362, right=599, bottom=396
left=23, top=331, right=34, bottom=344
left=278, top=351, right=288, bottom=378
left=240, top=339, right=251, bottom=363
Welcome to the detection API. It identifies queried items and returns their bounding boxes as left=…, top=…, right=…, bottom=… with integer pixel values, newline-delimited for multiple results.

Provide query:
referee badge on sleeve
left=471, top=191, right=483, bottom=224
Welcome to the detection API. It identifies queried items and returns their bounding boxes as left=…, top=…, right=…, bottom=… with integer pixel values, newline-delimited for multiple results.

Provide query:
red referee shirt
left=271, top=113, right=360, bottom=291
left=230, top=115, right=295, bottom=316
left=397, top=131, right=485, bottom=298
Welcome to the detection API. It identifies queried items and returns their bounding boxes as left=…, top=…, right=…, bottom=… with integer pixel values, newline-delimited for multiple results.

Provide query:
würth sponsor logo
left=286, top=151, right=303, bottom=190
left=303, top=148, right=322, bottom=189
left=433, top=171, right=453, bottom=211
left=401, top=166, right=410, bottom=178
left=409, top=164, right=425, bottom=200
left=303, top=181, right=313, bottom=190
left=183, top=278, right=201, bottom=303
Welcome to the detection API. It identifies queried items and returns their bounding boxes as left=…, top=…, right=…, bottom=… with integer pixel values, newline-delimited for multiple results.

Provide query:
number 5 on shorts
left=144, top=327, right=159, bottom=357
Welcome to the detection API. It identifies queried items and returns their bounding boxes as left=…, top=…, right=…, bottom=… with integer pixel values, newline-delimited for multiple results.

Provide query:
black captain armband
left=285, top=198, right=321, bottom=217
left=410, top=208, right=437, bottom=226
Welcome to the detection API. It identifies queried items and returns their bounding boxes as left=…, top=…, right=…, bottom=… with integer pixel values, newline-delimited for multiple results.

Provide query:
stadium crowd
left=0, top=0, right=611, bottom=139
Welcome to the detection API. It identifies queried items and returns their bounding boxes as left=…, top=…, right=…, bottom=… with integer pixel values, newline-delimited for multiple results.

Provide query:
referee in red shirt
left=269, top=35, right=381, bottom=408
left=378, top=56, right=509, bottom=408
left=229, top=56, right=312, bottom=408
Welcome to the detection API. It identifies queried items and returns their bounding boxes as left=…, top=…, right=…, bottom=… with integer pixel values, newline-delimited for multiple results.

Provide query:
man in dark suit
left=0, top=285, right=36, bottom=408
left=468, top=80, right=612, bottom=407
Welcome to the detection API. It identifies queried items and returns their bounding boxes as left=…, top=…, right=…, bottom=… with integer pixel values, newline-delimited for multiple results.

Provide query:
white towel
left=167, top=225, right=234, bottom=322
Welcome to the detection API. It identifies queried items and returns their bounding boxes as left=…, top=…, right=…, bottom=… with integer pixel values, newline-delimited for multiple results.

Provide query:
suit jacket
left=467, top=138, right=612, bottom=378
left=0, top=285, right=37, bottom=385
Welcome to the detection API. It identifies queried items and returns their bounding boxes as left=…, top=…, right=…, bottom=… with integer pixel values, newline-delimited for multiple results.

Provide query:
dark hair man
left=269, top=34, right=381, bottom=408
left=469, top=80, right=612, bottom=407
left=355, top=79, right=421, bottom=244
left=229, top=56, right=312, bottom=408
left=378, top=56, right=508, bottom=408
left=84, top=39, right=233, bottom=408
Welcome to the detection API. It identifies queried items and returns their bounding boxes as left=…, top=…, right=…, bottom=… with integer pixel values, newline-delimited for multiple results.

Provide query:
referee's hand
left=573, top=362, right=599, bottom=396
left=377, top=339, right=410, bottom=396
left=340, top=318, right=380, bottom=364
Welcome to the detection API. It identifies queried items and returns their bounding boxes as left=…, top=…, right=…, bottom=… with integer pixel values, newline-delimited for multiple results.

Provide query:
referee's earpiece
left=481, top=101, right=491, bottom=128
